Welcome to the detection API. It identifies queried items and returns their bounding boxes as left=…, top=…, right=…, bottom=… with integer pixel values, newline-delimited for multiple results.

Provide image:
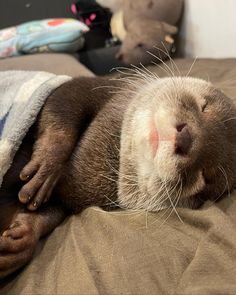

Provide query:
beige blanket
left=1, top=58, right=236, bottom=295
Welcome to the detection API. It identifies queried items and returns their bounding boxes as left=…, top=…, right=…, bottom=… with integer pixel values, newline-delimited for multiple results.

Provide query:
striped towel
left=0, top=70, right=71, bottom=186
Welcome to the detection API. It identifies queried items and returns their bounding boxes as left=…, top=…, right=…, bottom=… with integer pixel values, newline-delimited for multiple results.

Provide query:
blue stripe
left=0, top=108, right=11, bottom=139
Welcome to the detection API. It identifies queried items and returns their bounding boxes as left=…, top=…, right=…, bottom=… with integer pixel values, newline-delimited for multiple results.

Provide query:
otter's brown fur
left=0, top=76, right=236, bottom=278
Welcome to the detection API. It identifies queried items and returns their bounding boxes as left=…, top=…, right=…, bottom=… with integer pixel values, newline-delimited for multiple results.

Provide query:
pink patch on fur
left=149, top=123, right=159, bottom=157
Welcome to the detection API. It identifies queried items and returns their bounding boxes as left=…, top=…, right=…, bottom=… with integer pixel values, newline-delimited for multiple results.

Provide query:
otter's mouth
left=149, top=119, right=194, bottom=160
left=143, top=116, right=204, bottom=209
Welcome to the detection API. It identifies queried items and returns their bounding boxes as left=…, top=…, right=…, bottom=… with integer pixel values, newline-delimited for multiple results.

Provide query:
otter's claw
left=19, top=156, right=61, bottom=211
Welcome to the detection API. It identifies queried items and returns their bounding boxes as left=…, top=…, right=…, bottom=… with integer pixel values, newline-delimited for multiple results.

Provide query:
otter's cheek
left=151, top=106, right=178, bottom=179
left=149, top=122, right=159, bottom=157
left=132, top=105, right=176, bottom=165
left=131, top=109, right=156, bottom=179
left=155, top=141, right=177, bottom=180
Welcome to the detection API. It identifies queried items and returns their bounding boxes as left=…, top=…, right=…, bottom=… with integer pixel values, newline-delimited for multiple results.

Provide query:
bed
left=1, top=55, right=236, bottom=295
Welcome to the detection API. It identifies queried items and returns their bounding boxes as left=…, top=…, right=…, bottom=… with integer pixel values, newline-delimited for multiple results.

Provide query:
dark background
left=0, top=0, right=75, bottom=29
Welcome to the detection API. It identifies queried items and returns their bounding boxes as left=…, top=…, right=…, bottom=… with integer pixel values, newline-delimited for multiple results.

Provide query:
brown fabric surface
left=0, top=53, right=94, bottom=77
left=149, top=58, right=236, bottom=101
left=1, top=58, right=236, bottom=295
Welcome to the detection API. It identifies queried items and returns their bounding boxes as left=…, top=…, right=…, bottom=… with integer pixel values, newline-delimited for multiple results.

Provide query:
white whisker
left=186, top=56, right=198, bottom=77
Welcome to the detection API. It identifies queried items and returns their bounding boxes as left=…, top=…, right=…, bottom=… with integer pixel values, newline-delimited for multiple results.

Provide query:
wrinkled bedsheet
left=1, top=58, right=236, bottom=295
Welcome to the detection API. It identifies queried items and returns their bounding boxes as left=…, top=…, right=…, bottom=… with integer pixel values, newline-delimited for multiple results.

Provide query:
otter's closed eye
left=136, top=43, right=144, bottom=48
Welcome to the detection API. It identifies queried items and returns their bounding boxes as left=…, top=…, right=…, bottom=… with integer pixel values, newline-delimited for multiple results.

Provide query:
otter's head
left=118, top=77, right=236, bottom=211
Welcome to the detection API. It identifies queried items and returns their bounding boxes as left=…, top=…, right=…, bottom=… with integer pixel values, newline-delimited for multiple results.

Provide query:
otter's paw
left=0, top=220, right=39, bottom=279
left=18, top=156, right=61, bottom=211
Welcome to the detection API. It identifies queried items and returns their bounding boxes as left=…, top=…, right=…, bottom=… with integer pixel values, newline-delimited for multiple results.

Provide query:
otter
left=0, top=74, right=236, bottom=278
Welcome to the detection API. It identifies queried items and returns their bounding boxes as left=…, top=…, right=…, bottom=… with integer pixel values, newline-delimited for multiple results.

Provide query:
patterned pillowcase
left=0, top=18, right=89, bottom=58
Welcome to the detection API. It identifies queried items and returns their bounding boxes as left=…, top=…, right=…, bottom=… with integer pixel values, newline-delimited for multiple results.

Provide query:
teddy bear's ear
left=165, top=35, right=174, bottom=44
left=111, top=10, right=127, bottom=41
left=162, top=22, right=178, bottom=35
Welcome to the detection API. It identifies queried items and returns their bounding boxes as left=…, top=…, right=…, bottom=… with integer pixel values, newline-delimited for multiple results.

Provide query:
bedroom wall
left=179, top=0, right=236, bottom=58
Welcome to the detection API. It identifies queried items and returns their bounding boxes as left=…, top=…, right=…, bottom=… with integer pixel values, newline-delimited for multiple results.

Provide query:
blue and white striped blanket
left=0, top=71, right=71, bottom=186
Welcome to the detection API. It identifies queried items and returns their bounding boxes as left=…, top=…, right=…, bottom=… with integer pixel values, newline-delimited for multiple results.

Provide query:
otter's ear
left=162, top=22, right=178, bottom=35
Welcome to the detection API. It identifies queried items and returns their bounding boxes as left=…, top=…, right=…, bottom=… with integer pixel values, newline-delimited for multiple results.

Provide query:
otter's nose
left=116, top=52, right=123, bottom=61
left=175, top=124, right=192, bottom=155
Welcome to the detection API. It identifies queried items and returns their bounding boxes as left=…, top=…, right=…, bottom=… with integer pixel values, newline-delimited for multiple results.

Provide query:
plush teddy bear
left=96, top=0, right=122, bottom=13
left=122, top=0, right=183, bottom=27
left=116, top=18, right=178, bottom=65
left=97, top=0, right=183, bottom=65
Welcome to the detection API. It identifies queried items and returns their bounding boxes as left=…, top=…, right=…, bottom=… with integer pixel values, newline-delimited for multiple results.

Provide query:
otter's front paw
left=0, top=220, right=39, bottom=279
left=18, top=155, right=61, bottom=211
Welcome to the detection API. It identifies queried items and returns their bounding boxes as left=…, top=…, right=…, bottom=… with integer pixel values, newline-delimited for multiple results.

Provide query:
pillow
left=0, top=18, right=89, bottom=58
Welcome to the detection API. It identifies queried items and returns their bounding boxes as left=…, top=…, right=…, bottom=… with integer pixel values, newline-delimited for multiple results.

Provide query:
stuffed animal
left=116, top=19, right=178, bottom=65
left=123, top=0, right=183, bottom=27
left=97, top=0, right=183, bottom=65
left=96, top=0, right=122, bottom=13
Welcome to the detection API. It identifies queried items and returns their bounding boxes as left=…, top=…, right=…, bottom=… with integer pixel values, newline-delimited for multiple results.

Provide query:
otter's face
left=118, top=77, right=236, bottom=211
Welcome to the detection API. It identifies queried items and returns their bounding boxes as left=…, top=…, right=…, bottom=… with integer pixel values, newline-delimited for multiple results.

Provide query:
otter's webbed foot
left=0, top=214, right=39, bottom=279
left=18, top=130, right=74, bottom=211
left=0, top=206, right=65, bottom=279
